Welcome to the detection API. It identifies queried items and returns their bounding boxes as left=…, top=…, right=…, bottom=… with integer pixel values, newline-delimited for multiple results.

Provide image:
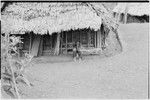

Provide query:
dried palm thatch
left=1, top=3, right=118, bottom=35
left=113, top=3, right=149, bottom=16
left=86, top=3, right=118, bottom=30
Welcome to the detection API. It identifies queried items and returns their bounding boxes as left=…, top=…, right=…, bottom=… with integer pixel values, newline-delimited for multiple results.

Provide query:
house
left=113, top=3, right=149, bottom=23
left=1, top=2, right=122, bottom=57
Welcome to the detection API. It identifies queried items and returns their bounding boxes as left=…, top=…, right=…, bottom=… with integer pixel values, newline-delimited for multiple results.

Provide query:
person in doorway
left=73, top=41, right=82, bottom=61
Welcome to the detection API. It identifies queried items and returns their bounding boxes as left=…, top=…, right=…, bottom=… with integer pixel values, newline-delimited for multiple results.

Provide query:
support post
left=124, top=3, right=128, bottom=24
left=87, top=31, right=89, bottom=48
left=97, top=29, right=101, bottom=50
left=65, top=33, right=67, bottom=54
left=94, top=32, right=97, bottom=48
left=29, top=33, right=32, bottom=54
left=88, top=30, right=91, bottom=48
left=117, top=12, right=121, bottom=24
left=38, top=35, right=43, bottom=56
left=117, top=5, right=121, bottom=24
left=54, top=33, right=60, bottom=55
left=50, top=35, right=52, bottom=49
left=79, top=31, right=81, bottom=43
left=60, top=33, right=63, bottom=54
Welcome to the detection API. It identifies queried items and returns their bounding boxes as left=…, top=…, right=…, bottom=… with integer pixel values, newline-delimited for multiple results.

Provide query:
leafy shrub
left=1, top=33, right=33, bottom=98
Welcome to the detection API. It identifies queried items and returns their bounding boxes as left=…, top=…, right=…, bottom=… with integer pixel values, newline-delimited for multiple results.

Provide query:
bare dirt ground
left=3, top=23, right=149, bottom=99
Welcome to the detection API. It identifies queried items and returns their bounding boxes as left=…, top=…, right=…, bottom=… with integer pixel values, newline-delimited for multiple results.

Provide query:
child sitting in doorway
left=73, top=41, right=82, bottom=61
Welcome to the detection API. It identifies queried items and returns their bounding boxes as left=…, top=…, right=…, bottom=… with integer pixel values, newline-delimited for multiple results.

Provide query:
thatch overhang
left=87, top=3, right=118, bottom=30
left=113, top=3, right=149, bottom=16
left=1, top=3, right=118, bottom=35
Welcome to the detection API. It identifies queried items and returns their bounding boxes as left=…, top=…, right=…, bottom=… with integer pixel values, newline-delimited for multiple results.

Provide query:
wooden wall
left=60, top=29, right=97, bottom=54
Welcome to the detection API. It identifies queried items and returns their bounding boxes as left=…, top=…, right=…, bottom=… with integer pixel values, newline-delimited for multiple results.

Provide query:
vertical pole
left=87, top=31, right=89, bottom=48
left=97, top=30, right=101, bottom=48
left=94, top=32, right=96, bottom=48
left=29, top=33, right=32, bottom=54
left=80, top=30, right=81, bottom=44
left=62, top=32, right=64, bottom=54
left=60, top=33, right=62, bottom=54
left=117, top=3, right=121, bottom=24
left=38, top=35, right=43, bottom=56
left=71, top=31, right=73, bottom=50
left=117, top=12, right=121, bottom=24
left=18, top=35, right=21, bottom=58
left=51, top=35, right=52, bottom=50
left=54, top=33, right=60, bottom=55
left=96, top=31, right=98, bottom=48
left=124, top=3, right=128, bottom=24
left=60, top=33, right=61, bottom=54
left=99, top=29, right=101, bottom=49
left=71, top=31, right=73, bottom=43
left=66, top=32, right=67, bottom=54
left=50, top=35, right=51, bottom=49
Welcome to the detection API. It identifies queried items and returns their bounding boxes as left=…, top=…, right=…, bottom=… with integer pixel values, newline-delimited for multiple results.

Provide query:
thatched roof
left=113, top=3, right=149, bottom=16
left=1, top=3, right=118, bottom=35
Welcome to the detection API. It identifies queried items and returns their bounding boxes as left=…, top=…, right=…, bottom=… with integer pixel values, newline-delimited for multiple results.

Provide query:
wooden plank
left=31, top=35, right=41, bottom=57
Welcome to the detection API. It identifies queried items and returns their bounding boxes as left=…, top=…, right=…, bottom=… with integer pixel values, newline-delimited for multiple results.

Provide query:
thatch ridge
left=113, top=3, right=149, bottom=16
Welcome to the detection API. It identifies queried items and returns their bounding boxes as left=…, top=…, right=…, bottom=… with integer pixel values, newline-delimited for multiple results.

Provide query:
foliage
left=1, top=33, right=33, bottom=98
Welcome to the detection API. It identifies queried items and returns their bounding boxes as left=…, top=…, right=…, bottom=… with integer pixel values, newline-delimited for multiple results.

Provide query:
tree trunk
left=54, top=33, right=60, bottom=55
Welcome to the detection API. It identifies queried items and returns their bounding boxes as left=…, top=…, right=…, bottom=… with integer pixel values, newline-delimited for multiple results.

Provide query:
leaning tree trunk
left=54, top=33, right=60, bottom=55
